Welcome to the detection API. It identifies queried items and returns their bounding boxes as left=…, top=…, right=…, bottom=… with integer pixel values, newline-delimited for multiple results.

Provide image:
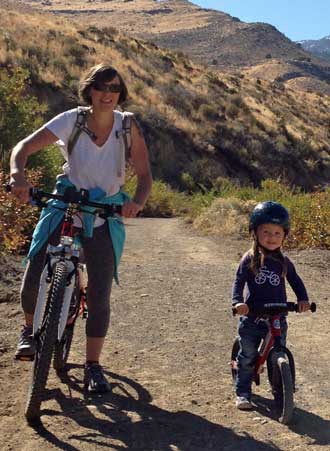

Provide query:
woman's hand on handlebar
left=234, top=303, right=249, bottom=316
left=8, top=173, right=32, bottom=204
left=121, top=200, right=142, bottom=218
left=297, top=300, right=310, bottom=313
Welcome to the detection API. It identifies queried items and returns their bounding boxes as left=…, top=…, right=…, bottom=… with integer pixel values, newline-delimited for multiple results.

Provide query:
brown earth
left=0, top=218, right=330, bottom=450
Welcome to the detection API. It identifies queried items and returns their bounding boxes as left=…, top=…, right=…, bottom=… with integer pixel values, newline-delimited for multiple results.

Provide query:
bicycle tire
left=272, top=356, right=294, bottom=424
left=25, top=261, right=68, bottom=423
left=53, top=285, right=80, bottom=372
left=267, top=347, right=296, bottom=392
left=53, top=324, right=75, bottom=372
left=231, top=337, right=240, bottom=383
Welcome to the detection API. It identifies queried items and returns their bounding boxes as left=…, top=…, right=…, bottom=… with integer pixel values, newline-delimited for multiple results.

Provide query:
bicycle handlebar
left=6, top=185, right=122, bottom=216
left=232, top=301, right=317, bottom=317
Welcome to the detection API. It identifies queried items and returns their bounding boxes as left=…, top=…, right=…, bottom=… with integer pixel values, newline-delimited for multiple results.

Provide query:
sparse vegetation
left=192, top=179, right=330, bottom=250
left=0, top=5, right=330, bottom=254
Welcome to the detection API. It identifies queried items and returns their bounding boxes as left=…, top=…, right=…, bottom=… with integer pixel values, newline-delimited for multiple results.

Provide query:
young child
left=232, top=201, right=310, bottom=410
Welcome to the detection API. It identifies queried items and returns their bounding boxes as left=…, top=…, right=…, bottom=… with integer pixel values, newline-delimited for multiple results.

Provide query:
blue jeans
left=236, top=316, right=287, bottom=398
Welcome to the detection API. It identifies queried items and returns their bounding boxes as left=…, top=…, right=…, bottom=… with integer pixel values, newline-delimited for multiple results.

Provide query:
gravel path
left=0, top=218, right=330, bottom=450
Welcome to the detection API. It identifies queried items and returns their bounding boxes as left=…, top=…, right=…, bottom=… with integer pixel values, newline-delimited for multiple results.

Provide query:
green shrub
left=0, top=67, right=47, bottom=166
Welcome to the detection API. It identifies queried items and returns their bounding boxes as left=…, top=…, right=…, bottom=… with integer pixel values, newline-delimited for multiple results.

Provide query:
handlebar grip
left=232, top=307, right=237, bottom=316
left=5, top=184, right=35, bottom=198
left=310, top=302, right=317, bottom=313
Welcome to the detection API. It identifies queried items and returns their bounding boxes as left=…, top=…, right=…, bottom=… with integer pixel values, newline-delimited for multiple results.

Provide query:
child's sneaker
left=236, top=396, right=253, bottom=410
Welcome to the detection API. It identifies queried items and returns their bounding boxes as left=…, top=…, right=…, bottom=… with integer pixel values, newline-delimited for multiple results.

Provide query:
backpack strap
left=122, top=113, right=133, bottom=162
left=67, top=106, right=96, bottom=155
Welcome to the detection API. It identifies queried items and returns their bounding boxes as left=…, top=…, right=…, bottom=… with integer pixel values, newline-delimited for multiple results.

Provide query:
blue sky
left=193, top=1, right=329, bottom=41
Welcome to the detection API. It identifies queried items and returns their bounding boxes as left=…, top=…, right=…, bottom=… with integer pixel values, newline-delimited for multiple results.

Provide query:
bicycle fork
left=33, top=256, right=76, bottom=341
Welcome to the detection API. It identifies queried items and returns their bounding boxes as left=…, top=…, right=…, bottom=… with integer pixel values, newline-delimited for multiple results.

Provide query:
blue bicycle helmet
left=249, top=201, right=290, bottom=235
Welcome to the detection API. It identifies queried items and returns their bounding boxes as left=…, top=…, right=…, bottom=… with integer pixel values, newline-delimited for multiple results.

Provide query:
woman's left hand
left=122, top=200, right=142, bottom=218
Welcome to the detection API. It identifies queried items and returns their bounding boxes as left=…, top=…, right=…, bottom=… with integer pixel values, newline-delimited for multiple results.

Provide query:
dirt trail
left=0, top=218, right=330, bottom=451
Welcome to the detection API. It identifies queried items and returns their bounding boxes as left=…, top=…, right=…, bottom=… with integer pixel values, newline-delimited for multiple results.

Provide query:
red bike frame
left=255, top=316, right=282, bottom=375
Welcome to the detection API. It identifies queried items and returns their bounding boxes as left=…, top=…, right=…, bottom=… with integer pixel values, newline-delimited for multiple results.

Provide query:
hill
left=1, top=2, right=330, bottom=191
left=16, top=0, right=330, bottom=95
left=299, top=35, right=330, bottom=62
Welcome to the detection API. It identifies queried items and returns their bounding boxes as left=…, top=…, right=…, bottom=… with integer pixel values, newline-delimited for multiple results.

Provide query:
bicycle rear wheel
left=271, top=355, right=294, bottom=424
left=231, top=337, right=240, bottom=383
left=25, top=261, right=68, bottom=424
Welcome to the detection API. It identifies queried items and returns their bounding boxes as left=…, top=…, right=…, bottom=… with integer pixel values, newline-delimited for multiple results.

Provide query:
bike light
left=61, top=236, right=73, bottom=246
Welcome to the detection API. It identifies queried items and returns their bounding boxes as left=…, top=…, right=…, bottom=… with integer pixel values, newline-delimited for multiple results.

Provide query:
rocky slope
left=16, top=0, right=330, bottom=93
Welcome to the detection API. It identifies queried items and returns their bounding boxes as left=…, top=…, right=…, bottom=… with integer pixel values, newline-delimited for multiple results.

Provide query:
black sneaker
left=15, top=325, right=35, bottom=361
left=84, top=363, right=111, bottom=393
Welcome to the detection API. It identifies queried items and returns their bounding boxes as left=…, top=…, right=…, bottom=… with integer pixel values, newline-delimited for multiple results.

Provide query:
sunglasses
left=92, top=82, right=122, bottom=93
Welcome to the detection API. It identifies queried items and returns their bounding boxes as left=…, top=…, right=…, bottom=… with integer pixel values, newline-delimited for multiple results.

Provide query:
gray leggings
left=21, top=223, right=115, bottom=337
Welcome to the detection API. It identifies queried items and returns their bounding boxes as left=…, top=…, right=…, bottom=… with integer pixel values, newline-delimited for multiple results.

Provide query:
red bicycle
left=231, top=302, right=316, bottom=424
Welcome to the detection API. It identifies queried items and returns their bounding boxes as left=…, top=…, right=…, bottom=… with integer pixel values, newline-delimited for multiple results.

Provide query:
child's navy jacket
left=232, top=251, right=308, bottom=310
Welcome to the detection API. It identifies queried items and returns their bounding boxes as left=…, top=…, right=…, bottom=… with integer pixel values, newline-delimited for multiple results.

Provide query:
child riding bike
left=231, top=201, right=310, bottom=410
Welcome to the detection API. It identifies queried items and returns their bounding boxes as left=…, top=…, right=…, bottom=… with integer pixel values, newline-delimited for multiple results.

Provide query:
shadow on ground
left=30, top=365, right=284, bottom=451
left=252, top=394, right=330, bottom=446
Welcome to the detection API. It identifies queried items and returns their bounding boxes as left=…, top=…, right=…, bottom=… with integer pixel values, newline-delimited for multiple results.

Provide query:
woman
left=9, top=62, right=152, bottom=392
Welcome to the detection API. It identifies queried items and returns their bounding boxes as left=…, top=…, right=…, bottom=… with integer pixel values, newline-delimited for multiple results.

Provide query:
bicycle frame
left=33, top=204, right=82, bottom=341
left=254, top=315, right=283, bottom=377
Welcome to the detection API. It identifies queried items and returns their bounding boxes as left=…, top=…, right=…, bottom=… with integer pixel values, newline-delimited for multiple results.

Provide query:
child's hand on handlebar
left=235, top=303, right=249, bottom=316
left=297, top=300, right=310, bottom=313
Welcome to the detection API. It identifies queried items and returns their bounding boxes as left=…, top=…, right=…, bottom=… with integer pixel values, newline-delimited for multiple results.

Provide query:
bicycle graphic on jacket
left=255, top=267, right=280, bottom=286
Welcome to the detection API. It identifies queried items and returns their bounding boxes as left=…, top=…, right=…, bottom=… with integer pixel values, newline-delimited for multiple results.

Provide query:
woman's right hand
left=235, top=303, right=249, bottom=316
left=9, top=173, right=32, bottom=203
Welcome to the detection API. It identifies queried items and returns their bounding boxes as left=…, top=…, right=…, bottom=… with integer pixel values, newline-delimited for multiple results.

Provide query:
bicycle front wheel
left=272, top=356, right=294, bottom=424
left=25, top=261, right=68, bottom=424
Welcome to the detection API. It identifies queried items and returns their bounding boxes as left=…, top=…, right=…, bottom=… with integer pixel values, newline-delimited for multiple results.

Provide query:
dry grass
left=193, top=198, right=255, bottom=237
left=0, top=4, right=330, bottom=192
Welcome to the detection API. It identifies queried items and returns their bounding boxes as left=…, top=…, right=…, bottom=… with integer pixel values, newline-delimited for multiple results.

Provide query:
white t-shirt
left=43, top=108, right=126, bottom=195
left=42, top=108, right=127, bottom=227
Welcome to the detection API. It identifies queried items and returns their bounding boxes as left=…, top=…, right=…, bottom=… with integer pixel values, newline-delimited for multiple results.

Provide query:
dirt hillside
left=0, top=218, right=330, bottom=450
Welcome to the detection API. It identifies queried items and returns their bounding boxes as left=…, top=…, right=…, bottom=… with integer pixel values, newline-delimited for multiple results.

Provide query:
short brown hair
left=79, top=63, right=128, bottom=105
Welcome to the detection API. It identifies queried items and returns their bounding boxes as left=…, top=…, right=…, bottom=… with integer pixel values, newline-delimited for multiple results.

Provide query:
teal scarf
left=27, top=177, right=130, bottom=283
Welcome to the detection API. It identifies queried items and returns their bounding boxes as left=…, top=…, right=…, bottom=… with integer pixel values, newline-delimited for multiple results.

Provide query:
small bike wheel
left=53, top=286, right=80, bottom=372
left=272, top=356, right=294, bottom=424
left=25, top=261, right=67, bottom=424
left=231, top=337, right=240, bottom=383
left=267, top=347, right=295, bottom=392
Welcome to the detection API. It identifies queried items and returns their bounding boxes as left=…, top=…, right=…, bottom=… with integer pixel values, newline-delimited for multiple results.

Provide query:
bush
left=0, top=167, right=41, bottom=254
left=0, top=67, right=47, bottom=165
left=192, top=179, right=330, bottom=249
left=193, top=197, right=255, bottom=237
left=199, top=103, right=219, bottom=121
left=124, top=173, right=187, bottom=217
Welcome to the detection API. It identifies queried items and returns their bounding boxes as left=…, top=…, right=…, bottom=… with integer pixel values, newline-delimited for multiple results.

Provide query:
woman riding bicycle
left=231, top=201, right=310, bottom=410
left=9, top=62, right=152, bottom=393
